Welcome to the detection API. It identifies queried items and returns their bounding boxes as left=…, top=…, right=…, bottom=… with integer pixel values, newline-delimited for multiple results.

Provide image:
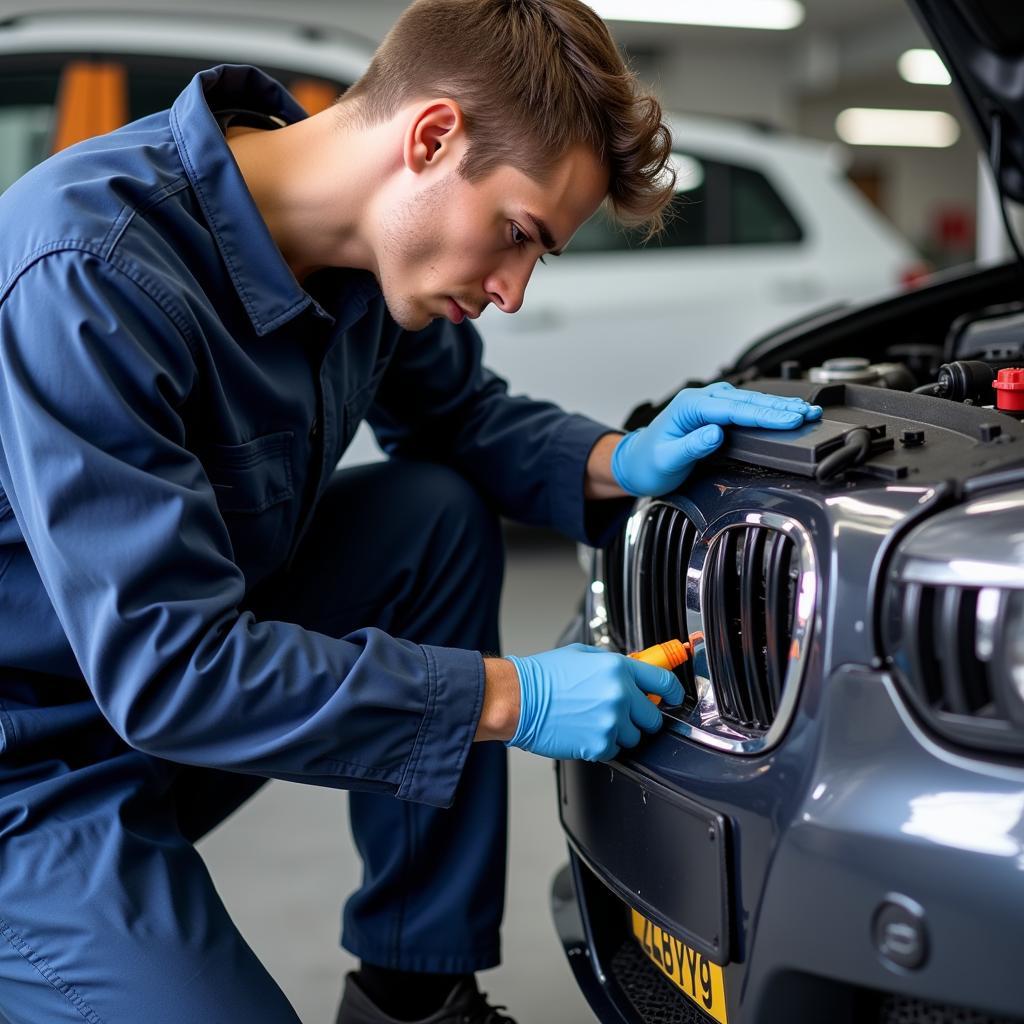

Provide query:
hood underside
left=907, top=0, right=1024, bottom=203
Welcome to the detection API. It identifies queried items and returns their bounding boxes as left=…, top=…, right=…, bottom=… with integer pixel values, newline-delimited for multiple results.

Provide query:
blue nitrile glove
left=505, top=643, right=684, bottom=762
left=611, top=381, right=823, bottom=496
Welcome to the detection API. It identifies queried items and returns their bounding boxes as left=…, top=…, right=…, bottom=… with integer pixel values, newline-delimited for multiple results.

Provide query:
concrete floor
left=199, top=529, right=598, bottom=1024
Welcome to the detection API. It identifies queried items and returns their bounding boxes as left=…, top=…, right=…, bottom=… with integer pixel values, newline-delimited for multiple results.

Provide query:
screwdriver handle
left=628, top=639, right=691, bottom=705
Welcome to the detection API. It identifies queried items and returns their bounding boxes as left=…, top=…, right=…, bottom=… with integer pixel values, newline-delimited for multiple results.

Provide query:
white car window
left=566, top=151, right=803, bottom=254
left=728, top=162, right=803, bottom=245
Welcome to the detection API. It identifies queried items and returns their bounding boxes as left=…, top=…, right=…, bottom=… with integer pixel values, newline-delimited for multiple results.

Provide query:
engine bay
left=626, top=269, right=1024, bottom=491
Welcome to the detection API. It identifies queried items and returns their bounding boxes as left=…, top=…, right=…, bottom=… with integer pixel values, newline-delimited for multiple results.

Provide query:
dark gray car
left=551, top=3, right=1024, bottom=1022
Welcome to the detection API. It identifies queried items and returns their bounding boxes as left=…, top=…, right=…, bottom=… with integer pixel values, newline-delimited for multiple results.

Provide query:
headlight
left=883, top=488, right=1024, bottom=756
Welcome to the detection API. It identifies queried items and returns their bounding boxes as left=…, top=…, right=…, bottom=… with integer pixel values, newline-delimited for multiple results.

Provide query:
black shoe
left=335, top=971, right=516, bottom=1024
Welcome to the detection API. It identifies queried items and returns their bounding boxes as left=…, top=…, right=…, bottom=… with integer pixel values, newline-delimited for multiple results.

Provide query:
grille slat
left=673, top=517, right=697, bottom=704
left=761, top=528, right=790, bottom=712
left=763, top=531, right=791, bottom=715
left=740, top=528, right=771, bottom=727
left=602, top=528, right=628, bottom=650
left=673, top=518, right=693, bottom=643
left=708, top=530, right=742, bottom=722
left=655, top=506, right=675, bottom=645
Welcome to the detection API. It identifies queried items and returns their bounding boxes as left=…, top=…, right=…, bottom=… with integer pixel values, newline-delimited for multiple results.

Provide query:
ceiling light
left=588, top=0, right=805, bottom=30
left=898, top=48, right=952, bottom=85
left=835, top=108, right=960, bottom=148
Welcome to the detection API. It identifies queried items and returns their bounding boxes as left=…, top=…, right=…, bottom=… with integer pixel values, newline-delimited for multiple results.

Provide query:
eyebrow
left=524, top=211, right=563, bottom=256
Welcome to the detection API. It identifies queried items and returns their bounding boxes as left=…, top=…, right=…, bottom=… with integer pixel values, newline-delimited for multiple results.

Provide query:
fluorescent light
left=835, top=107, right=960, bottom=148
left=898, top=48, right=951, bottom=85
left=589, top=0, right=804, bottom=30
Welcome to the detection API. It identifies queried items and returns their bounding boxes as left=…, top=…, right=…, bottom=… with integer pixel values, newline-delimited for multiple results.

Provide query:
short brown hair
left=340, top=0, right=675, bottom=234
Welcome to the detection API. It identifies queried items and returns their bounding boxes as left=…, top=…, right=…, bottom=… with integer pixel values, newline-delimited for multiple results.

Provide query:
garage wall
left=629, top=46, right=798, bottom=131
left=796, top=80, right=980, bottom=256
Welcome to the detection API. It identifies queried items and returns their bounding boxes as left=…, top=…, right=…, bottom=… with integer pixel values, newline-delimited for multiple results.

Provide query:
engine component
left=719, top=418, right=893, bottom=480
left=807, top=357, right=914, bottom=391
left=808, top=357, right=873, bottom=383
left=814, top=426, right=872, bottom=482
left=913, top=360, right=995, bottom=404
left=947, top=302, right=1024, bottom=366
left=940, top=359, right=995, bottom=403
left=994, top=367, right=1024, bottom=414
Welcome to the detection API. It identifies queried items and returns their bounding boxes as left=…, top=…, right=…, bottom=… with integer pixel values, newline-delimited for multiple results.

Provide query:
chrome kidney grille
left=704, top=525, right=800, bottom=731
left=591, top=499, right=817, bottom=755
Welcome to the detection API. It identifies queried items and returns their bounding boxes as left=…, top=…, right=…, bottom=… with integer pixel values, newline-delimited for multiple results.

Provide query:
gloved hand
left=612, top=381, right=823, bottom=497
left=505, top=643, right=684, bottom=762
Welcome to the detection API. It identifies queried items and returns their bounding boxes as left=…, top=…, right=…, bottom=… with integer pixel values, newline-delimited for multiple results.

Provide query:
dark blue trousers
left=0, top=461, right=507, bottom=1023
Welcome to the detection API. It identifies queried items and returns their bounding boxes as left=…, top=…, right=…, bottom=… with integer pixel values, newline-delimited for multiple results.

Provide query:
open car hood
left=907, top=0, right=1024, bottom=203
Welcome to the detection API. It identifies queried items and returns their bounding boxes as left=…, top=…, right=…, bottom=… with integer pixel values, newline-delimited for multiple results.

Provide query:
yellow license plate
left=630, top=908, right=729, bottom=1024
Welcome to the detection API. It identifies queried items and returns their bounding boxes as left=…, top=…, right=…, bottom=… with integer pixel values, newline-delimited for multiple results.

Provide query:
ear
left=403, top=100, right=465, bottom=174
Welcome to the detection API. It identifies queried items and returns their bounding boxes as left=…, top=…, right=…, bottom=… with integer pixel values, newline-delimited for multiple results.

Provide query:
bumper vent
left=704, top=526, right=799, bottom=732
left=876, top=993, right=1022, bottom=1024
left=609, top=939, right=715, bottom=1024
left=885, top=582, right=1024, bottom=756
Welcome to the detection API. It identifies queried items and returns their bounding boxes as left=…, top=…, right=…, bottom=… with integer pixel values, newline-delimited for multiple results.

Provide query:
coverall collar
left=169, top=63, right=337, bottom=336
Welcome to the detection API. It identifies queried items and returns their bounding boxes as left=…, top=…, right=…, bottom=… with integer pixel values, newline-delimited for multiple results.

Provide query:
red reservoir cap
left=994, top=368, right=1024, bottom=412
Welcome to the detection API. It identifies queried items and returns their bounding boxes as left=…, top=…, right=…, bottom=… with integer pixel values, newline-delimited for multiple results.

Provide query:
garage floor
left=199, top=528, right=597, bottom=1024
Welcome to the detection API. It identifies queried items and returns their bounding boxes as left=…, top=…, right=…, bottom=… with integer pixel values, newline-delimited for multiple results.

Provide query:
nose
left=484, top=260, right=535, bottom=315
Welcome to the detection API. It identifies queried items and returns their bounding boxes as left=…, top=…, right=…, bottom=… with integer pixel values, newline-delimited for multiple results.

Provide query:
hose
left=815, top=427, right=872, bottom=482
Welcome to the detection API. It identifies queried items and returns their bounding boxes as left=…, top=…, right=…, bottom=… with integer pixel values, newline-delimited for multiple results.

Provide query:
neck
left=225, top=105, right=386, bottom=285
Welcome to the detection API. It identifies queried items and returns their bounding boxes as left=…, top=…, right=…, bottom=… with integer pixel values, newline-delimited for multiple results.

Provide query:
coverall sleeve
left=0, top=251, right=482, bottom=808
left=367, top=318, right=632, bottom=546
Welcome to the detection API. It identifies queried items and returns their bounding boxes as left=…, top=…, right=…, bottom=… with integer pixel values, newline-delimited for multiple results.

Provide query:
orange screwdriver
left=629, top=638, right=695, bottom=705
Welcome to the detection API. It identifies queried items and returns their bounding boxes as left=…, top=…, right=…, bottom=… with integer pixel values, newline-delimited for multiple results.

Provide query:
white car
left=0, top=10, right=920, bottom=456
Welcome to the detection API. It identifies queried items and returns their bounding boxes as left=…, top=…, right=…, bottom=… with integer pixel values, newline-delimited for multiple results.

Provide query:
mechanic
left=0, top=1, right=821, bottom=1022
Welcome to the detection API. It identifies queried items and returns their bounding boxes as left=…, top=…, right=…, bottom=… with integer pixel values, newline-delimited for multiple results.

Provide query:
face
left=374, top=135, right=609, bottom=332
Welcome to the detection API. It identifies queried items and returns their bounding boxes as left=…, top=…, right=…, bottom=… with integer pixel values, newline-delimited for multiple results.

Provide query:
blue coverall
left=0, top=65, right=626, bottom=1021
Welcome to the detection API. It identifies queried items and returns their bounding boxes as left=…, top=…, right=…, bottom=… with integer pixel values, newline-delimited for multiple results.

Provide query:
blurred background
left=0, top=2, right=1017, bottom=1020
left=1, top=0, right=1017, bottom=430
left=1, top=0, right=1005, bottom=262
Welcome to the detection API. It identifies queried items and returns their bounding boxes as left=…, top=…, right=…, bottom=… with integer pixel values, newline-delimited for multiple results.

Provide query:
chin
left=381, top=289, right=432, bottom=332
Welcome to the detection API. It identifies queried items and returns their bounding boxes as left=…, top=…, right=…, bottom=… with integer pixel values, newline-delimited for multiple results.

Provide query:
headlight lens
left=884, top=490, right=1024, bottom=757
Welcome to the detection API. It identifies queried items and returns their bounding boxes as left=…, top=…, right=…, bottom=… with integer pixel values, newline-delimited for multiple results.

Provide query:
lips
left=446, top=297, right=466, bottom=324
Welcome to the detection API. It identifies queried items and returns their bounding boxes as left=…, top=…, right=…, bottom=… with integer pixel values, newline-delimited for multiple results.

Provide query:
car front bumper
left=551, top=665, right=1024, bottom=1024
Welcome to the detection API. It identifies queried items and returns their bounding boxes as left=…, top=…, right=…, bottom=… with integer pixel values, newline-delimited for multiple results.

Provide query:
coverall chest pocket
left=205, top=430, right=297, bottom=587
